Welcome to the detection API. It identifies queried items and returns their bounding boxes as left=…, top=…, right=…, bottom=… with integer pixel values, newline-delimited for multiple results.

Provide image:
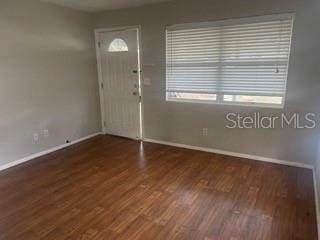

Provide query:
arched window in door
left=108, top=38, right=128, bottom=52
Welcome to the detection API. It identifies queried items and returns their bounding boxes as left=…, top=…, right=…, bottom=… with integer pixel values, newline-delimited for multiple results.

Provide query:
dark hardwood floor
left=0, top=135, right=317, bottom=240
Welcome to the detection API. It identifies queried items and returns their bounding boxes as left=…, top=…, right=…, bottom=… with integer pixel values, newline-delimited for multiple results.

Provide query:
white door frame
left=94, top=26, right=144, bottom=140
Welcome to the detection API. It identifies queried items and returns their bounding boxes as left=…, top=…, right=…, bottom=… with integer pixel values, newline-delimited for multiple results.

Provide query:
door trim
left=94, top=26, right=144, bottom=140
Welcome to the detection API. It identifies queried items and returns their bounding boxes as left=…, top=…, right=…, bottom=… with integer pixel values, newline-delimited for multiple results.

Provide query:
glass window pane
left=168, top=92, right=217, bottom=102
left=108, top=38, right=128, bottom=52
left=224, top=95, right=282, bottom=104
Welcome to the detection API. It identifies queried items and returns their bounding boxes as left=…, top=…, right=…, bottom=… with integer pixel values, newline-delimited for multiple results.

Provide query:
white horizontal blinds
left=166, top=15, right=293, bottom=97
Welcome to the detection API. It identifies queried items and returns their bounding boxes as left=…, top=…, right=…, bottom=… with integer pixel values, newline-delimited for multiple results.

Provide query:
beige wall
left=94, top=0, right=320, bottom=166
left=0, top=0, right=101, bottom=165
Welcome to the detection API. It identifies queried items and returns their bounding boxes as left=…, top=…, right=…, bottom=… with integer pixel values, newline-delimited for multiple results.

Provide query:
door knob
left=133, top=92, right=138, bottom=96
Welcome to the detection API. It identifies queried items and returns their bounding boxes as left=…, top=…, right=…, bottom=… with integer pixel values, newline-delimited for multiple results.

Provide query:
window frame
left=165, top=13, right=294, bottom=109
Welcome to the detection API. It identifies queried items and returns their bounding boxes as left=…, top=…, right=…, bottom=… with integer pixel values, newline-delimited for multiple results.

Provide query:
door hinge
left=98, top=41, right=101, bottom=48
left=139, top=95, right=142, bottom=102
left=103, top=121, right=106, bottom=127
left=101, top=83, right=104, bottom=89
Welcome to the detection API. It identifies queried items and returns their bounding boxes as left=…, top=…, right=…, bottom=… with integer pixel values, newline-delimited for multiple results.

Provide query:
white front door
left=97, top=28, right=141, bottom=140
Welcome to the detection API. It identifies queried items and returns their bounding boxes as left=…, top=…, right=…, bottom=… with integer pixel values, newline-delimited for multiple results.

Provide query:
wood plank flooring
left=0, top=135, right=317, bottom=240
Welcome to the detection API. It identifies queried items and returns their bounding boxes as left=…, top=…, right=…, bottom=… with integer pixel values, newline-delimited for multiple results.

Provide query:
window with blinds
left=166, top=14, right=294, bottom=107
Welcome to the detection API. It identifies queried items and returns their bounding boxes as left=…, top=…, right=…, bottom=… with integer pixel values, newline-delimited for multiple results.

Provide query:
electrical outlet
left=33, top=133, right=39, bottom=142
left=202, top=128, right=209, bottom=136
left=44, top=129, right=49, bottom=138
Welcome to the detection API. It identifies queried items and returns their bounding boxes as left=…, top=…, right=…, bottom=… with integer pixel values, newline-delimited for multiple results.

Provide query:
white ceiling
left=42, top=0, right=171, bottom=12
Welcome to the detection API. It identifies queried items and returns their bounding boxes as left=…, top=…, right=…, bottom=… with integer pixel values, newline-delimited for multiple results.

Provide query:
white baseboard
left=143, top=138, right=313, bottom=169
left=312, top=169, right=320, bottom=239
left=0, top=132, right=102, bottom=172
